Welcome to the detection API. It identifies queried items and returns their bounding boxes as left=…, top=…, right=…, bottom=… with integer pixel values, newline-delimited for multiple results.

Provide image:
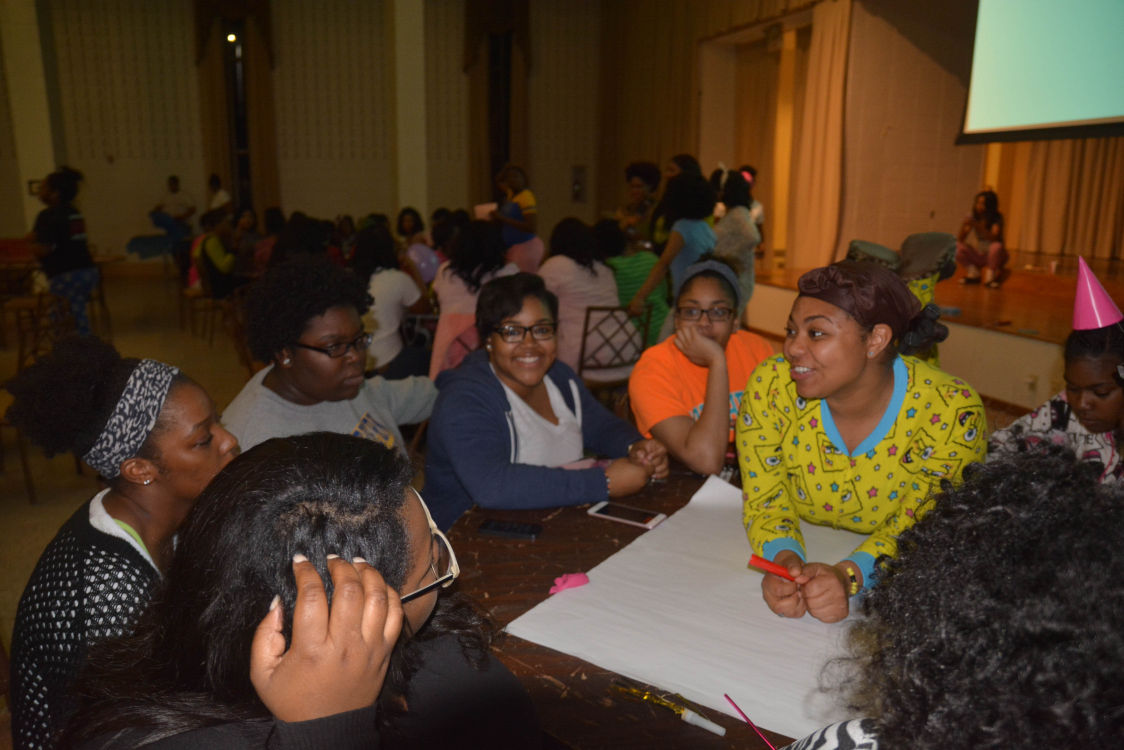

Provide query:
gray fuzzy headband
left=83, top=359, right=179, bottom=478
left=681, top=259, right=744, bottom=310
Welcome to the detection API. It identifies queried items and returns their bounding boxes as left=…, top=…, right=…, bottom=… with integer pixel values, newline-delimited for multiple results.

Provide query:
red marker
left=747, top=554, right=796, bottom=581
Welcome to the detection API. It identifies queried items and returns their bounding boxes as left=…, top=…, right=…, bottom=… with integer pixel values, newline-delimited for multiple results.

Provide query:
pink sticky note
left=549, top=572, right=589, bottom=594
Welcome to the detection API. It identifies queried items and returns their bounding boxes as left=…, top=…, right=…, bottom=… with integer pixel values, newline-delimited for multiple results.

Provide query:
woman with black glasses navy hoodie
left=425, top=273, right=669, bottom=530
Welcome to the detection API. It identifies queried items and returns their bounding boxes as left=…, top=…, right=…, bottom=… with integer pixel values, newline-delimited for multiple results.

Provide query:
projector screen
left=959, top=0, right=1124, bottom=143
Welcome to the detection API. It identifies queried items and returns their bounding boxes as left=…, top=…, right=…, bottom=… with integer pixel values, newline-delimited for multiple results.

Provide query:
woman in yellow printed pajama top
left=738, top=261, right=986, bottom=623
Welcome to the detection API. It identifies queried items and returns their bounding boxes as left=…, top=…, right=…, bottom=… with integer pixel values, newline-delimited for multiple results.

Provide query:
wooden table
left=445, top=465, right=794, bottom=750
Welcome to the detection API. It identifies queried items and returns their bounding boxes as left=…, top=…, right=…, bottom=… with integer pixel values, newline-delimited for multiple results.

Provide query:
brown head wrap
left=797, top=260, right=921, bottom=341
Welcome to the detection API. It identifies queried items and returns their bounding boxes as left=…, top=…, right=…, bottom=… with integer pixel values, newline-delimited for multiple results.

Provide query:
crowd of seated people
left=9, top=151, right=1124, bottom=748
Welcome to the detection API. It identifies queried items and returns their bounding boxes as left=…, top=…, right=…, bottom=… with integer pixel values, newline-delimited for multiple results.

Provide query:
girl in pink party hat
left=989, top=258, right=1124, bottom=481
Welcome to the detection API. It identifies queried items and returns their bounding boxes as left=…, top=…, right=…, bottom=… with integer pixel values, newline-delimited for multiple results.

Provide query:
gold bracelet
left=842, top=564, right=860, bottom=596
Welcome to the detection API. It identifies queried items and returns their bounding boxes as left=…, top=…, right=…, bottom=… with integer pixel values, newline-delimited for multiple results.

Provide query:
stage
left=745, top=253, right=1123, bottom=411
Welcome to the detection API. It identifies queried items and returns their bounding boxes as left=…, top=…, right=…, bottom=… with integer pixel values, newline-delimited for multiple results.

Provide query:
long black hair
left=349, top=224, right=400, bottom=282
left=446, top=220, right=508, bottom=292
left=973, top=190, right=1002, bottom=227
left=648, top=155, right=703, bottom=243
left=549, top=217, right=599, bottom=272
left=64, top=433, right=491, bottom=746
left=661, top=173, right=716, bottom=229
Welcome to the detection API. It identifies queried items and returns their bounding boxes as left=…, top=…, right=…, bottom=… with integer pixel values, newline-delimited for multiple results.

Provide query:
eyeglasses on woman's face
left=292, top=330, right=373, bottom=358
left=400, top=489, right=460, bottom=604
left=493, top=323, right=557, bottom=344
left=675, top=306, right=734, bottom=322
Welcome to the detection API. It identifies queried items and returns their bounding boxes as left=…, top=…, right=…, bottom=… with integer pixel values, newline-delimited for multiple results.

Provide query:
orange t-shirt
left=629, top=330, right=775, bottom=441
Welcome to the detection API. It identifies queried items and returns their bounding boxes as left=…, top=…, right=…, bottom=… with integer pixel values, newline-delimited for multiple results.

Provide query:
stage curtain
left=790, top=0, right=851, bottom=269
left=197, top=20, right=233, bottom=202
left=1011, top=137, right=1124, bottom=261
left=244, top=17, right=280, bottom=211
left=735, top=39, right=778, bottom=233
left=464, top=0, right=530, bottom=205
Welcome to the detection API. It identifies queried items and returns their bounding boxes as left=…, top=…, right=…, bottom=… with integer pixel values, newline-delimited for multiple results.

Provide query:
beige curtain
left=244, top=18, right=280, bottom=211
left=790, top=0, right=851, bottom=269
left=735, top=39, right=778, bottom=221
left=197, top=20, right=233, bottom=200
left=1011, top=137, right=1124, bottom=260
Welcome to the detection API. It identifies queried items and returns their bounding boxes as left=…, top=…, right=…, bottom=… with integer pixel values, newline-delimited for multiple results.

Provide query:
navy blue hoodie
left=425, top=350, right=641, bottom=530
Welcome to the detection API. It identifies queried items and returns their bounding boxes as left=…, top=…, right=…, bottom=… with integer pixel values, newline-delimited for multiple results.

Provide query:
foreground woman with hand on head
left=65, top=433, right=539, bottom=749
left=738, top=261, right=985, bottom=623
left=425, top=273, right=668, bottom=530
left=6, top=336, right=238, bottom=750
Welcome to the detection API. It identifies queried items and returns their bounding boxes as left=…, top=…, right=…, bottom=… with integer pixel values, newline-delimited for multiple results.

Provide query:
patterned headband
left=83, top=359, right=179, bottom=479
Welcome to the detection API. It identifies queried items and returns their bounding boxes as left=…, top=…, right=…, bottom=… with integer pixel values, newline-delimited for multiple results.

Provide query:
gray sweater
left=222, top=366, right=436, bottom=453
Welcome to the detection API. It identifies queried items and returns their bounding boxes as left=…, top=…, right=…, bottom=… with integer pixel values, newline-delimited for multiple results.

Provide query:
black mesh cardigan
left=10, top=497, right=158, bottom=750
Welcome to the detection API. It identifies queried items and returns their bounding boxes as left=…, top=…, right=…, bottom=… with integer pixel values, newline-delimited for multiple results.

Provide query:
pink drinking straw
left=723, top=693, right=777, bottom=750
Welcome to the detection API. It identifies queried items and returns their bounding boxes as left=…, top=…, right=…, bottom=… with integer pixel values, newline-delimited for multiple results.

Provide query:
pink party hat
left=1073, top=257, right=1123, bottom=330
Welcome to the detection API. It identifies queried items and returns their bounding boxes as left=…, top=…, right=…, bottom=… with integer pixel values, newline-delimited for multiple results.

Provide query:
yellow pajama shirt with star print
left=737, top=354, right=986, bottom=589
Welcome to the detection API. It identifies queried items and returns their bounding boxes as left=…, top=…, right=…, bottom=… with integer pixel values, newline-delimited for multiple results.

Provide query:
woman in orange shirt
left=629, top=259, right=773, bottom=475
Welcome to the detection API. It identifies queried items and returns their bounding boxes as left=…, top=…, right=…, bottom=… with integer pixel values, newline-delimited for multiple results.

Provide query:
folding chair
left=1, top=293, right=80, bottom=503
left=577, top=305, right=649, bottom=411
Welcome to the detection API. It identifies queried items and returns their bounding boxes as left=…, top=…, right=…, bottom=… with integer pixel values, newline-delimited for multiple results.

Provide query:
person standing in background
left=29, top=166, right=99, bottom=336
left=648, top=154, right=703, bottom=249
left=738, top=165, right=766, bottom=251
left=615, top=161, right=661, bottom=243
left=492, top=164, right=543, bottom=273
left=712, top=170, right=761, bottom=319
left=627, top=173, right=717, bottom=323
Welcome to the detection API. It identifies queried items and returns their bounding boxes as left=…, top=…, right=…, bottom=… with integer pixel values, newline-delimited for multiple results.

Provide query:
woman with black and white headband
left=5, top=336, right=239, bottom=750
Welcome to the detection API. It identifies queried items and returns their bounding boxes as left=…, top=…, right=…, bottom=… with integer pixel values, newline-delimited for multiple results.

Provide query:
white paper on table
left=506, top=475, right=865, bottom=740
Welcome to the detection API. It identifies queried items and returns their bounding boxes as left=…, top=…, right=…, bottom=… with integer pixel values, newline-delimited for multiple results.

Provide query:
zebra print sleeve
left=780, top=719, right=879, bottom=750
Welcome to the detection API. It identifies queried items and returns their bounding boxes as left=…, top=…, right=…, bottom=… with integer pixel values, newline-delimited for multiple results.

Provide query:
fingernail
left=326, top=553, right=340, bottom=560
left=292, top=553, right=308, bottom=563
left=352, top=556, right=367, bottom=565
left=269, top=594, right=280, bottom=611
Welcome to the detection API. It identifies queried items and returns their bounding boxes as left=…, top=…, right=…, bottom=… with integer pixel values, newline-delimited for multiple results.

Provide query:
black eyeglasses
left=400, top=489, right=460, bottom=604
left=676, top=306, right=734, bottom=322
left=292, top=331, right=372, bottom=358
left=493, top=323, right=557, bottom=344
